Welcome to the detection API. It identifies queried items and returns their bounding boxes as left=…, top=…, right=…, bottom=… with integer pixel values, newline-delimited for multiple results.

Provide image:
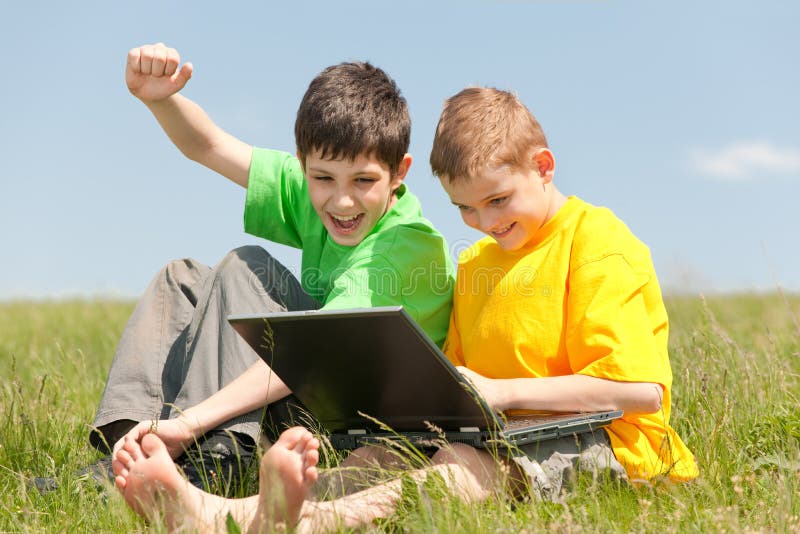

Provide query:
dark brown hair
left=295, top=62, right=410, bottom=175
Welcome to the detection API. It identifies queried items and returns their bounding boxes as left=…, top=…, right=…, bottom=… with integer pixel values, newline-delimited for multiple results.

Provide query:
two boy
left=111, top=45, right=698, bottom=532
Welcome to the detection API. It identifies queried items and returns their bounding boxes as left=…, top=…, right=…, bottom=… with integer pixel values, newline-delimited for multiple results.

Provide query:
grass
left=1, top=294, right=799, bottom=532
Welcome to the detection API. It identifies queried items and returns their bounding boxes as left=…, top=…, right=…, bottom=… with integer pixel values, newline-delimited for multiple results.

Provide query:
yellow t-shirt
left=443, top=196, right=698, bottom=482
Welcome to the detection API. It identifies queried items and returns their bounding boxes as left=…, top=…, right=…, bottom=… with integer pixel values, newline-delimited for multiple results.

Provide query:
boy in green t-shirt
left=81, top=42, right=454, bottom=493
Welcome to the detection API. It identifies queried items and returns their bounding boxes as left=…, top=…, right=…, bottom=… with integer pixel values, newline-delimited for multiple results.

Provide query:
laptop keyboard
left=503, top=412, right=590, bottom=430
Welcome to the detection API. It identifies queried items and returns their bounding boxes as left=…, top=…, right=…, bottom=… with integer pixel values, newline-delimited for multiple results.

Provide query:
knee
left=230, top=245, right=272, bottom=263
left=218, top=246, right=271, bottom=272
left=214, top=246, right=271, bottom=285
left=429, top=444, right=497, bottom=500
left=577, top=445, right=627, bottom=480
left=161, top=258, right=207, bottom=286
left=218, top=245, right=298, bottom=297
left=431, top=443, right=502, bottom=483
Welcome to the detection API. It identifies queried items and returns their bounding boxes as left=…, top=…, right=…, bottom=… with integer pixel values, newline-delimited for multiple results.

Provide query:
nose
left=461, top=209, right=491, bottom=233
left=477, top=211, right=497, bottom=233
left=332, top=187, right=355, bottom=210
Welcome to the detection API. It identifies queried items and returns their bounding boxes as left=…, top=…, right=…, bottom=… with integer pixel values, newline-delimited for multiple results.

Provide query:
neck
left=540, top=185, right=568, bottom=229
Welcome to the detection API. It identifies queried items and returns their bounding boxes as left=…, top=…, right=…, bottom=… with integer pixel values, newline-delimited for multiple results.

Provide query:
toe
left=116, top=449, right=134, bottom=470
left=276, top=426, right=308, bottom=450
left=304, top=465, right=319, bottom=485
left=123, top=438, right=143, bottom=462
left=305, top=448, right=319, bottom=470
left=141, top=432, right=167, bottom=457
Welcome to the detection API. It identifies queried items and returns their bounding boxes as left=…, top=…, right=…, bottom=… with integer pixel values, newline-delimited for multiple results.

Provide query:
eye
left=456, top=205, right=473, bottom=213
left=489, top=196, right=508, bottom=206
left=312, top=175, right=333, bottom=182
left=356, top=177, right=377, bottom=184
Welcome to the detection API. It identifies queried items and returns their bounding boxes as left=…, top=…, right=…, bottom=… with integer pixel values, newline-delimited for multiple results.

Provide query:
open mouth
left=328, top=213, right=365, bottom=234
left=491, top=222, right=515, bottom=238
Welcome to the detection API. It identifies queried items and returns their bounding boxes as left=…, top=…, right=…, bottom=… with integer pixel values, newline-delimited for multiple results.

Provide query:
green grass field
left=1, top=295, right=799, bottom=532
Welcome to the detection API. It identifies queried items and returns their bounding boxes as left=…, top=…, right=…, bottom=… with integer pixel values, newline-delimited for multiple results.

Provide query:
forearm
left=145, top=94, right=251, bottom=186
left=178, top=359, right=291, bottom=437
left=493, top=374, right=663, bottom=414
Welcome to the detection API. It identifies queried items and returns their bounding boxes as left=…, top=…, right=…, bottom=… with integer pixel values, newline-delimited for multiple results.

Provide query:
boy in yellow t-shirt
left=264, top=87, right=698, bottom=529
left=428, top=87, right=698, bottom=494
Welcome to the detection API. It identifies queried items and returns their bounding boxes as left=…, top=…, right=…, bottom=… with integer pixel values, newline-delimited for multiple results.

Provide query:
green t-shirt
left=243, top=148, right=454, bottom=346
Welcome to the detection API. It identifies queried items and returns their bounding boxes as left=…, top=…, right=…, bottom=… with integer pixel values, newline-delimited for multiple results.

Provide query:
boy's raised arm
left=127, top=43, right=252, bottom=188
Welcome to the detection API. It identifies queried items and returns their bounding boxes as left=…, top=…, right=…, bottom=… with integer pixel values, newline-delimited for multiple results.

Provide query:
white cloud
left=691, top=141, right=800, bottom=181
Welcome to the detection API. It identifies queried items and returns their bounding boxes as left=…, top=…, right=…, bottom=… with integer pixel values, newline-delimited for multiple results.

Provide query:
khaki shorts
left=508, top=429, right=628, bottom=502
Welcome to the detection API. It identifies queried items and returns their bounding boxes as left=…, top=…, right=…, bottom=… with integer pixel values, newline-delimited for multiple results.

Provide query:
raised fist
left=126, top=43, right=193, bottom=102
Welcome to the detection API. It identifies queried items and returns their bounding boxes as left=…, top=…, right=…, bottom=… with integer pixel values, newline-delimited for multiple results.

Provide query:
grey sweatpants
left=91, top=246, right=320, bottom=449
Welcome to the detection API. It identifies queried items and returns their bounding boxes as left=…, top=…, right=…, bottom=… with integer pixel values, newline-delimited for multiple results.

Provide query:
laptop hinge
left=459, top=427, right=480, bottom=432
left=348, top=429, right=367, bottom=435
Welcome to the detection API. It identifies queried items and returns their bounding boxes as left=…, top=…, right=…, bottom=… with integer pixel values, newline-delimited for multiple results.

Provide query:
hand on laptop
left=456, top=366, right=506, bottom=413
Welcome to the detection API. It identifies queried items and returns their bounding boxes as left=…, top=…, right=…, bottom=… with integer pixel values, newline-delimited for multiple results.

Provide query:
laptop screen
left=229, top=307, right=496, bottom=432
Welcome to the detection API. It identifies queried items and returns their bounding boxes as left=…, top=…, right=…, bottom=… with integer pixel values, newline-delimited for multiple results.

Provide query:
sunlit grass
left=1, top=295, right=798, bottom=532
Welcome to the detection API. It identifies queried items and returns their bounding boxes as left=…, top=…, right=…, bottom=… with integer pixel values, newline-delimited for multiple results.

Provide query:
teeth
left=332, top=214, right=360, bottom=222
left=494, top=224, right=512, bottom=234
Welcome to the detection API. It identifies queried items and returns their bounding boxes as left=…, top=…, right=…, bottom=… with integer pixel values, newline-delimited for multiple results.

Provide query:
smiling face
left=302, top=150, right=410, bottom=246
left=440, top=149, right=566, bottom=251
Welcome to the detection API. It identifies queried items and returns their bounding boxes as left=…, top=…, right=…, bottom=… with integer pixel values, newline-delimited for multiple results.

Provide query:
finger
left=150, top=43, right=168, bottom=77
left=139, top=44, right=154, bottom=75
left=126, top=47, right=142, bottom=74
left=115, top=474, right=127, bottom=491
left=163, top=47, right=180, bottom=77
left=134, top=421, right=153, bottom=439
left=172, top=62, right=193, bottom=88
left=123, top=423, right=143, bottom=444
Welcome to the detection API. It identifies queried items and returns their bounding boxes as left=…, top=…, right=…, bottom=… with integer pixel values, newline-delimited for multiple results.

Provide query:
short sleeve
left=244, top=148, right=308, bottom=248
left=565, top=253, right=672, bottom=387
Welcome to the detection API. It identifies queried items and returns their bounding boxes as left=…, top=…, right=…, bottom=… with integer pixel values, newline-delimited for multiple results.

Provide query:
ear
left=532, top=148, right=555, bottom=184
left=391, top=153, right=413, bottom=190
left=296, top=150, right=306, bottom=173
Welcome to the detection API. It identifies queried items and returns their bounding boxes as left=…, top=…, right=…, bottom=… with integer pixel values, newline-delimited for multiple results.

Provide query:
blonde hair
left=429, top=87, right=548, bottom=182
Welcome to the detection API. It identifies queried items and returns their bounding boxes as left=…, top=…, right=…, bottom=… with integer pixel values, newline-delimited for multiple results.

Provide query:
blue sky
left=1, top=1, right=798, bottom=299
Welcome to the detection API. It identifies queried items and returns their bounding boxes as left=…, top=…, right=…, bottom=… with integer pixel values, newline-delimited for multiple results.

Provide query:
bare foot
left=250, top=427, right=320, bottom=533
left=113, top=433, right=202, bottom=531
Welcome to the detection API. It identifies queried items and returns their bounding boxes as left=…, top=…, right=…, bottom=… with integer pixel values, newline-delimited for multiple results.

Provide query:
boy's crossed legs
left=114, top=427, right=319, bottom=532
left=113, top=432, right=514, bottom=532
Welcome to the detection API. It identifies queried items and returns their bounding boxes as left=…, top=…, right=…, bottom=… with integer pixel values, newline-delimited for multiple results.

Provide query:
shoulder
left=456, top=236, right=499, bottom=270
left=569, top=198, right=652, bottom=273
left=249, top=148, right=305, bottom=186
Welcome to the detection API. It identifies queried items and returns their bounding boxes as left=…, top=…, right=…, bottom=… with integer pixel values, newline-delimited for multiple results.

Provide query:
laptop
left=229, top=306, right=621, bottom=450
